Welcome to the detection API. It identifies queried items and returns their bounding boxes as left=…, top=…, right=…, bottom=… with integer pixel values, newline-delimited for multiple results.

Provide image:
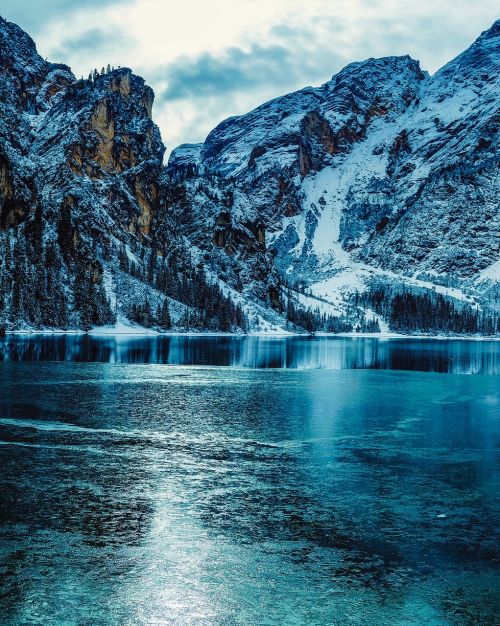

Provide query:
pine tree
left=58, top=201, right=73, bottom=259
left=158, top=298, right=172, bottom=330
left=143, top=298, right=152, bottom=327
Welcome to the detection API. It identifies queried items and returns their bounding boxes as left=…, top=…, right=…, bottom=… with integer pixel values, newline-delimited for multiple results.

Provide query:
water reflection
left=0, top=334, right=498, bottom=373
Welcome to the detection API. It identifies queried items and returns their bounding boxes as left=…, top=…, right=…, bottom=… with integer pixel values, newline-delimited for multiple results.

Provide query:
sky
left=2, top=1, right=498, bottom=157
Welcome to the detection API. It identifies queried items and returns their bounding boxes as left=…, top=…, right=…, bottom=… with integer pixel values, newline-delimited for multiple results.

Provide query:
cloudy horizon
left=2, top=1, right=498, bottom=157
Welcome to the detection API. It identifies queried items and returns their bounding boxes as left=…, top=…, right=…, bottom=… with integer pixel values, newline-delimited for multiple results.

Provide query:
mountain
left=166, top=20, right=500, bottom=331
left=0, top=16, right=248, bottom=332
left=0, top=16, right=499, bottom=334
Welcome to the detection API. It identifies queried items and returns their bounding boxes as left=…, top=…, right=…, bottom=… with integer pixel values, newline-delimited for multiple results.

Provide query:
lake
left=0, top=336, right=498, bottom=625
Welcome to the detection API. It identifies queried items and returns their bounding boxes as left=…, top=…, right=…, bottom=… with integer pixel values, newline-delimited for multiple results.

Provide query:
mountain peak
left=0, top=15, right=45, bottom=73
left=0, top=15, right=68, bottom=113
left=330, top=54, right=425, bottom=84
left=481, top=18, right=500, bottom=39
left=436, top=18, right=499, bottom=80
left=323, top=54, right=426, bottom=118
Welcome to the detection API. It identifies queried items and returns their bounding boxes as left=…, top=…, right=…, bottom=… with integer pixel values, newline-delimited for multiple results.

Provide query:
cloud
left=4, top=0, right=499, bottom=155
left=158, top=37, right=344, bottom=104
left=153, top=20, right=348, bottom=151
left=0, top=0, right=131, bottom=33
left=160, top=45, right=291, bottom=101
left=52, top=28, right=131, bottom=62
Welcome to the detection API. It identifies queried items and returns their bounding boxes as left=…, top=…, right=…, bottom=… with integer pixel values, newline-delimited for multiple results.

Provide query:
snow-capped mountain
left=167, top=20, right=499, bottom=323
left=0, top=15, right=498, bottom=334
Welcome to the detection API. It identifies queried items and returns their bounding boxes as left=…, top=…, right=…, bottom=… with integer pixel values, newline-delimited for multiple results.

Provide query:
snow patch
left=476, top=259, right=500, bottom=284
left=89, top=318, right=159, bottom=336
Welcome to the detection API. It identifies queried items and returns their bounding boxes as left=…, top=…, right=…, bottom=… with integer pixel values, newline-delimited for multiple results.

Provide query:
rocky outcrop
left=0, top=17, right=168, bottom=329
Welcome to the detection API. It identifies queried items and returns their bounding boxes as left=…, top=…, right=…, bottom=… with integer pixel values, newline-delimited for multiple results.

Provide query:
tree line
left=0, top=221, right=114, bottom=331
left=359, top=286, right=499, bottom=335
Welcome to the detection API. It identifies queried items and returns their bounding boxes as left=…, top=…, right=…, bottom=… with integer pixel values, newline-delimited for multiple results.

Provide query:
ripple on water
left=0, top=363, right=498, bottom=625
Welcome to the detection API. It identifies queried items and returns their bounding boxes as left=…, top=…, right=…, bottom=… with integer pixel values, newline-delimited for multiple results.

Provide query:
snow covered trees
left=119, top=248, right=248, bottom=332
left=363, top=286, right=499, bottom=335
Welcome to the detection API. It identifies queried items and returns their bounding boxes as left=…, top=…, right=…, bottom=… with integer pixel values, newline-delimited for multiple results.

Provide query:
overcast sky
left=2, top=1, right=498, bottom=156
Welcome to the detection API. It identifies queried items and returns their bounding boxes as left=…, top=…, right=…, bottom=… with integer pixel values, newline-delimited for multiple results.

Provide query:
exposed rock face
left=0, top=16, right=170, bottom=329
left=0, top=16, right=164, bottom=237
left=356, top=23, right=500, bottom=281
left=167, top=22, right=499, bottom=310
left=165, top=54, right=428, bottom=297
left=0, top=17, right=57, bottom=113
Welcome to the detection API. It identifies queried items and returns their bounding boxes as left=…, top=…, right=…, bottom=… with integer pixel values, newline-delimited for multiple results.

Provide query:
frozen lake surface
left=0, top=337, right=498, bottom=624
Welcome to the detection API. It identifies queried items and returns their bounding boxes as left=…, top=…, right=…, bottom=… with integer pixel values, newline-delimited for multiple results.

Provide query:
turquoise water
left=0, top=339, right=498, bottom=625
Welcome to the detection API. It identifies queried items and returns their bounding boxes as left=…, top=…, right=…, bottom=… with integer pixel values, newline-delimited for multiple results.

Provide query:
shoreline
left=3, top=330, right=500, bottom=341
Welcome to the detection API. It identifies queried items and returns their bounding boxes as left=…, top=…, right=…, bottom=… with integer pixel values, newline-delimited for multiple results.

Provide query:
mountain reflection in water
left=0, top=334, right=498, bottom=374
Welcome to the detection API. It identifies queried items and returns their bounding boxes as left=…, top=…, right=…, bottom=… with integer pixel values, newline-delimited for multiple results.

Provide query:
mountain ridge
left=166, top=19, right=499, bottom=308
left=0, top=15, right=498, bottom=334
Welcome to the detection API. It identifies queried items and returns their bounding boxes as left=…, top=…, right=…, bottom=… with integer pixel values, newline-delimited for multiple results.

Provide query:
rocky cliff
left=0, top=16, right=251, bottom=331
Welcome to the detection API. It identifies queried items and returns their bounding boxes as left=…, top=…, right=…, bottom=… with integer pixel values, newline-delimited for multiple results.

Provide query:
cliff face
left=0, top=15, right=498, bottom=333
left=31, top=67, right=164, bottom=241
left=0, top=16, right=224, bottom=331
left=356, top=21, right=499, bottom=279
left=0, top=16, right=164, bottom=238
